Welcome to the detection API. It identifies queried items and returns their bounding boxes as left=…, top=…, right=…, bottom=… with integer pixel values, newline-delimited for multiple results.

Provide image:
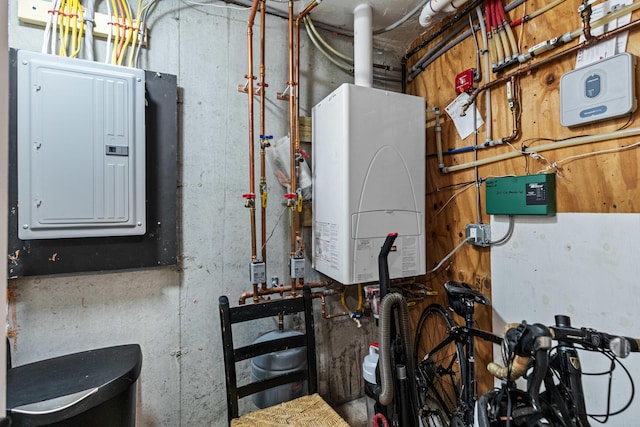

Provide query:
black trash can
left=7, top=344, right=142, bottom=427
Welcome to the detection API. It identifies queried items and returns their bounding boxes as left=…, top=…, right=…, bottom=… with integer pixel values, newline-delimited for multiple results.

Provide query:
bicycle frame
left=545, top=315, right=592, bottom=427
left=424, top=310, right=502, bottom=426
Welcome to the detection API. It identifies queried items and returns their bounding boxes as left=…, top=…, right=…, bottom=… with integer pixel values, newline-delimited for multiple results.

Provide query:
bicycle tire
left=415, top=304, right=467, bottom=425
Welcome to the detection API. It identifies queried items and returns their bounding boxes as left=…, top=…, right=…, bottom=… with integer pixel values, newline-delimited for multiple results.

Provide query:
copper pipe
left=238, top=281, right=329, bottom=305
left=246, top=0, right=260, bottom=261
left=252, top=283, right=260, bottom=304
left=463, top=18, right=640, bottom=113
left=311, top=290, right=349, bottom=320
left=287, top=0, right=297, bottom=259
left=293, top=1, right=320, bottom=264
left=580, top=1, right=593, bottom=41
left=259, top=0, right=268, bottom=277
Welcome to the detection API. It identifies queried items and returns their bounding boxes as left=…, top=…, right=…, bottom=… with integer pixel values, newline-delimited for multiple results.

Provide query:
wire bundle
left=42, top=0, right=85, bottom=57
left=105, top=0, right=157, bottom=67
left=41, top=0, right=156, bottom=67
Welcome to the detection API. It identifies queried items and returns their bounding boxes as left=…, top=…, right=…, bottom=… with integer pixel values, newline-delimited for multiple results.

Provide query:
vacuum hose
left=378, top=292, right=415, bottom=406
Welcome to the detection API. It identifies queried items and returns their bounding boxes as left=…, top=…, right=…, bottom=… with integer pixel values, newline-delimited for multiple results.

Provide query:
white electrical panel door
left=17, top=50, right=146, bottom=239
left=312, top=83, right=426, bottom=285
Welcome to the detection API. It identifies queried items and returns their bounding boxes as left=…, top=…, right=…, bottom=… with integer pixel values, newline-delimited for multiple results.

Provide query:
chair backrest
left=218, top=286, right=317, bottom=422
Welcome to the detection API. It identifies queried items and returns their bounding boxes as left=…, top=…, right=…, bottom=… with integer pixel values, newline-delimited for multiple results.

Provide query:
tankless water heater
left=312, top=83, right=426, bottom=285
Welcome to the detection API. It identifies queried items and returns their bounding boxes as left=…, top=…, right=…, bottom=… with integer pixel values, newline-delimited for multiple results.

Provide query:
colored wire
left=434, top=182, right=475, bottom=216
left=110, top=0, right=120, bottom=64
left=115, top=0, right=128, bottom=63
left=59, top=0, right=70, bottom=56
left=70, top=0, right=84, bottom=58
left=118, top=0, right=134, bottom=66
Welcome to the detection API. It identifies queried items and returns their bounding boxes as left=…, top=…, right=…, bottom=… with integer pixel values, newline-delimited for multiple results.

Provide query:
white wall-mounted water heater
left=312, top=83, right=426, bottom=285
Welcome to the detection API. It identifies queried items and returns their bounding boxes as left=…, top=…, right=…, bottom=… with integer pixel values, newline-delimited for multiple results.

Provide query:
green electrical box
left=485, top=174, right=556, bottom=216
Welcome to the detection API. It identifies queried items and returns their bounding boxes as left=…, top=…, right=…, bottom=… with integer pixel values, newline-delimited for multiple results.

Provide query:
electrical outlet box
left=485, top=174, right=556, bottom=216
left=560, top=52, right=637, bottom=127
left=466, top=223, right=491, bottom=246
left=250, top=262, right=266, bottom=284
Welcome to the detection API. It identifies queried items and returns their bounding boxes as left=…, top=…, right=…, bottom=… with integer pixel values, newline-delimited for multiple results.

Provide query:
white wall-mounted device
left=17, top=50, right=146, bottom=239
left=560, top=52, right=637, bottom=127
left=312, top=83, right=426, bottom=285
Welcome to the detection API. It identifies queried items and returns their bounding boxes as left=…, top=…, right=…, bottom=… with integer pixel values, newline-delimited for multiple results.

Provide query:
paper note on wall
left=445, top=92, right=484, bottom=140
left=576, top=0, right=632, bottom=68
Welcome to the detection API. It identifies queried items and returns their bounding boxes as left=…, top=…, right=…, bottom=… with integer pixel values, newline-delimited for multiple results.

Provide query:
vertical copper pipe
left=259, top=0, right=268, bottom=281
left=252, top=283, right=259, bottom=304
left=292, top=2, right=320, bottom=267
left=287, top=0, right=297, bottom=258
left=287, top=0, right=297, bottom=297
left=246, top=0, right=260, bottom=261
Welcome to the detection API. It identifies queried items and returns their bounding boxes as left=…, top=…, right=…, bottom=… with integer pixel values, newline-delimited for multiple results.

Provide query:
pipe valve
left=284, top=193, right=297, bottom=208
left=243, top=193, right=256, bottom=208
left=260, top=134, right=273, bottom=148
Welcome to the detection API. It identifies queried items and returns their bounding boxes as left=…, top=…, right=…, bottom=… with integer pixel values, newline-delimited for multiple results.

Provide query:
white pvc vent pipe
left=419, top=0, right=469, bottom=27
left=353, top=3, right=373, bottom=87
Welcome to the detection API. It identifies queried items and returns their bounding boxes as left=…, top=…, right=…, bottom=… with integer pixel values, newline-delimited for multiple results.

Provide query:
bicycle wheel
left=415, top=304, right=466, bottom=425
left=419, top=395, right=449, bottom=427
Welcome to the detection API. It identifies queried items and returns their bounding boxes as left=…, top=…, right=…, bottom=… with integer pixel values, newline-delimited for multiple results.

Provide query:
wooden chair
left=219, top=286, right=349, bottom=426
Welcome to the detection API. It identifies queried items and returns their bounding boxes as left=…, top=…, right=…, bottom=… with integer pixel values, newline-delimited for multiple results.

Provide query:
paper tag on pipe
left=445, top=92, right=484, bottom=140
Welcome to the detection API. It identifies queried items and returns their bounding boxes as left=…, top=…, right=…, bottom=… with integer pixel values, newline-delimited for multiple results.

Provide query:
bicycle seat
left=444, top=281, right=490, bottom=306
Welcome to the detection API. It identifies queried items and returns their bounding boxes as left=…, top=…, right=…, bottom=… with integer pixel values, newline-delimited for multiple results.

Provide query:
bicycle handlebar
left=503, top=322, right=553, bottom=412
left=484, top=316, right=640, bottom=425
left=550, top=314, right=640, bottom=358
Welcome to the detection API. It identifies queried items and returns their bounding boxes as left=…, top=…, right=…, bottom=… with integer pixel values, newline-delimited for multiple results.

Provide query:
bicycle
left=476, top=314, right=640, bottom=427
left=414, top=281, right=503, bottom=427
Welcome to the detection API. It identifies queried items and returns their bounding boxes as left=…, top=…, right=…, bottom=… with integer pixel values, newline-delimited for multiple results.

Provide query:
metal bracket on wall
left=8, top=49, right=178, bottom=277
left=17, top=0, right=148, bottom=45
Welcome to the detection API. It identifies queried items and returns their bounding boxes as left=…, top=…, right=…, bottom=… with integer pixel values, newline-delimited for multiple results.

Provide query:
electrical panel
left=486, top=174, right=556, bottom=216
left=560, top=53, right=637, bottom=127
left=312, top=83, right=426, bottom=285
left=17, top=50, right=146, bottom=239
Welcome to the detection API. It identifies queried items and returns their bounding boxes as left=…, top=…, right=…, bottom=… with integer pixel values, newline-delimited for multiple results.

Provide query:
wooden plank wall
left=406, top=0, right=640, bottom=393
